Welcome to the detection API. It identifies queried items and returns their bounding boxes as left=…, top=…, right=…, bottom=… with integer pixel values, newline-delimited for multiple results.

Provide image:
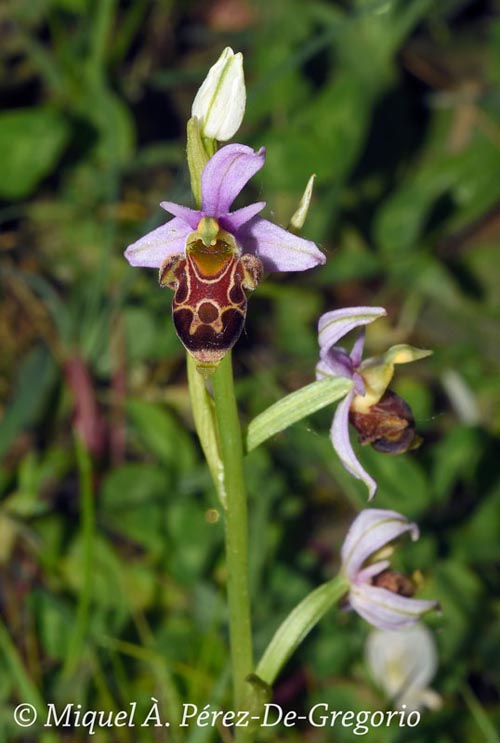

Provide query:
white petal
left=366, top=624, right=440, bottom=711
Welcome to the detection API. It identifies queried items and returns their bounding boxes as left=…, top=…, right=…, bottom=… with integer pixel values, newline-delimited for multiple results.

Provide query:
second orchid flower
left=316, top=307, right=431, bottom=499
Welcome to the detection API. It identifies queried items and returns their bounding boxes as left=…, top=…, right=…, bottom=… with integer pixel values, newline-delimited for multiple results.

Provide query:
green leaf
left=449, top=482, right=500, bottom=564
left=35, top=592, right=73, bottom=662
left=375, top=133, right=500, bottom=255
left=255, top=576, right=349, bottom=686
left=100, top=463, right=168, bottom=554
left=431, top=426, right=483, bottom=503
left=430, top=560, right=484, bottom=662
left=127, top=399, right=196, bottom=473
left=86, top=89, right=135, bottom=165
left=246, top=377, right=353, bottom=453
left=0, top=346, right=57, bottom=459
left=166, top=498, right=222, bottom=585
left=62, top=534, right=128, bottom=615
left=262, top=72, right=371, bottom=191
left=359, top=446, right=430, bottom=517
left=0, top=107, right=70, bottom=199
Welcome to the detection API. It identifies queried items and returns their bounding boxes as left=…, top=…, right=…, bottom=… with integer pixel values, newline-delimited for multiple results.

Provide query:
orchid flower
left=341, top=509, right=438, bottom=630
left=366, top=623, right=442, bottom=711
left=125, top=143, right=325, bottom=272
left=316, top=307, right=431, bottom=499
left=125, top=144, right=325, bottom=369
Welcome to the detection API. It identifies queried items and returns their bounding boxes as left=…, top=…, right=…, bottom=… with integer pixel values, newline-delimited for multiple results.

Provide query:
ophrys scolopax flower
left=341, top=509, right=438, bottom=630
left=125, top=144, right=325, bottom=373
left=316, top=307, right=431, bottom=498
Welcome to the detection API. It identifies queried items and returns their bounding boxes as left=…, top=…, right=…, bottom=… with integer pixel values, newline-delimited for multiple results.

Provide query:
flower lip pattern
left=124, top=143, right=326, bottom=273
left=341, top=509, right=438, bottom=631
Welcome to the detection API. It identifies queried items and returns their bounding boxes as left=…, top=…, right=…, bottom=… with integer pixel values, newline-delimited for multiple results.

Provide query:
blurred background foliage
left=1, top=0, right=500, bottom=740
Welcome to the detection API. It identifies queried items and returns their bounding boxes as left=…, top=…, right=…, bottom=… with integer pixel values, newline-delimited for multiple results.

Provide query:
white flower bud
left=191, top=47, right=246, bottom=141
left=366, top=624, right=442, bottom=711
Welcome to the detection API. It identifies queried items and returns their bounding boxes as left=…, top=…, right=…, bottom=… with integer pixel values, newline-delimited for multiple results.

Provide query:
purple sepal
left=331, top=392, right=377, bottom=500
left=236, top=216, right=326, bottom=272
left=124, top=218, right=191, bottom=268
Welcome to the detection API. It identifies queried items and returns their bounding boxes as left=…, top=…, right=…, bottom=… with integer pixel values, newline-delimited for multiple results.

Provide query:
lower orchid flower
left=316, top=307, right=431, bottom=499
left=366, top=623, right=442, bottom=711
left=341, top=508, right=438, bottom=630
left=125, top=143, right=325, bottom=373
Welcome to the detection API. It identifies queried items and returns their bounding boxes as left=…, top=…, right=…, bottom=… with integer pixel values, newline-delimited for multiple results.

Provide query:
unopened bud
left=191, top=47, right=246, bottom=141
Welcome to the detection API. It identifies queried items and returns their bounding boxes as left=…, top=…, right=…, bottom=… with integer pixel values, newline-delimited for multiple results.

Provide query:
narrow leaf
left=255, top=576, right=349, bottom=686
left=246, top=377, right=353, bottom=453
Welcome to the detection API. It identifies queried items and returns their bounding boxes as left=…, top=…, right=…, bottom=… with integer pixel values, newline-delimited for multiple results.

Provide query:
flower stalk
left=211, top=353, right=254, bottom=715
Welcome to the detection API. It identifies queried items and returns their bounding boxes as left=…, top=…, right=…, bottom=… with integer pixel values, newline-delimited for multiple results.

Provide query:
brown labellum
left=159, top=237, right=262, bottom=375
left=349, top=389, right=421, bottom=454
left=371, top=569, right=415, bottom=598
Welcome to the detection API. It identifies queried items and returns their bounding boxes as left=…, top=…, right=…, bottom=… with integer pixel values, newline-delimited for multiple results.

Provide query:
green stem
left=255, top=576, right=349, bottom=687
left=211, top=352, right=254, bottom=717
